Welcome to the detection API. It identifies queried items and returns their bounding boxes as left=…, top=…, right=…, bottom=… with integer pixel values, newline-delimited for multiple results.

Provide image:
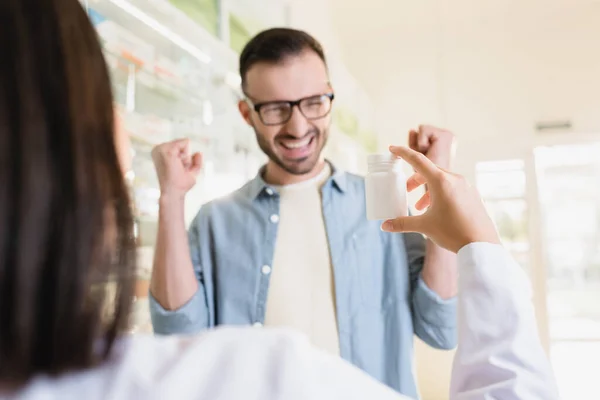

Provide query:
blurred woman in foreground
left=0, top=0, right=558, bottom=399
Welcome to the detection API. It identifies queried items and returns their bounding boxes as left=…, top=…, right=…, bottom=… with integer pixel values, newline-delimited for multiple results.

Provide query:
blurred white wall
left=328, top=0, right=600, bottom=173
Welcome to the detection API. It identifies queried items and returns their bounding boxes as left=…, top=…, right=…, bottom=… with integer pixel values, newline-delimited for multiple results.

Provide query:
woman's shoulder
left=11, top=327, right=310, bottom=400
left=118, top=327, right=315, bottom=399
left=13, top=327, right=402, bottom=400
left=127, top=326, right=311, bottom=367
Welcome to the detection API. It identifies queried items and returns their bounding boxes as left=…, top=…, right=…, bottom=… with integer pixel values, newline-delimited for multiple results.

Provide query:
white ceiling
left=328, top=0, right=600, bottom=97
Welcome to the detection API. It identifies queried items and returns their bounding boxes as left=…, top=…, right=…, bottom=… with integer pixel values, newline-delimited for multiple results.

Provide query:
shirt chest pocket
left=348, top=226, right=396, bottom=311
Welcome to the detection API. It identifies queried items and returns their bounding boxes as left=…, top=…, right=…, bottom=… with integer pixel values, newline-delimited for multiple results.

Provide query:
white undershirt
left=263, top=163, right=340, bottom=356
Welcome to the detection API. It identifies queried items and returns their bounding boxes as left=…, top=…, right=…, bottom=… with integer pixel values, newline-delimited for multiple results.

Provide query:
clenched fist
left=151, top=138, right=202, bottom=199
left=409, top=125, right=455, bottom=169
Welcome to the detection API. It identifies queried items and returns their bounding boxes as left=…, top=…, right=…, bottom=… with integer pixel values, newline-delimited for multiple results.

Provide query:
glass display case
left=86, top=0, right=268, bottom=332
left=87, top=0, right=264, bottom=224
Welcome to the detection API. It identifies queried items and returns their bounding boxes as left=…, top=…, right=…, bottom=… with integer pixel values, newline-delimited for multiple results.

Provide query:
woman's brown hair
left=0, top=0, right=136, bottom=386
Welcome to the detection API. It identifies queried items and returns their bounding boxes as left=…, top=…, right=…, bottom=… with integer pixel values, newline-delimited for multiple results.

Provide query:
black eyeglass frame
left=246, top=93, right=335, bottom=126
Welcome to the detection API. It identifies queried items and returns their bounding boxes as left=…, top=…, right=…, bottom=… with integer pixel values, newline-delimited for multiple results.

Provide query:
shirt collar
left=246, top=160, right=347, bottom=200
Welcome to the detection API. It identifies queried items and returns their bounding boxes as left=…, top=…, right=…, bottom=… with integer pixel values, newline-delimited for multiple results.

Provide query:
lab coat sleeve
left=451, top=243, right=560, bottom=400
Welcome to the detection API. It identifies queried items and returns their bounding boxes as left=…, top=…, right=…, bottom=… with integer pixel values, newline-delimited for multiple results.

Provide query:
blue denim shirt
left=149, top=165, right=457, bottom=398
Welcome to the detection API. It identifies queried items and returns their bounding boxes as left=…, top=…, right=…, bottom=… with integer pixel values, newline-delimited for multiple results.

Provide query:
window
left=535, top=142, right=600, bottom=399
left=476, top=159, right=530, bottom=271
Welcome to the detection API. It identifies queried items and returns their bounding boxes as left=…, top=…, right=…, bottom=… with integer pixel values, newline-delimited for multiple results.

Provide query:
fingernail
left=381, top=221, right=392, bottom=231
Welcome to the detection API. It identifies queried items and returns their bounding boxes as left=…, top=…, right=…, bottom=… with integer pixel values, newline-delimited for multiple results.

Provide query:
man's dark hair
left=239, top=28, right=327, bottom=90
left=0, top=0, right=135, bottom=388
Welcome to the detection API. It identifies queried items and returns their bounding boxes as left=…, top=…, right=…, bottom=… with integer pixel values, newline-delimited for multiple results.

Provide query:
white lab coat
left=9, top=243, right=559, bottom=400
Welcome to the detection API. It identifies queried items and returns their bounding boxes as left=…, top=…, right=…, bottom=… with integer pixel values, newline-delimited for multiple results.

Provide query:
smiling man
left=149, top=28, right=458, bottom=398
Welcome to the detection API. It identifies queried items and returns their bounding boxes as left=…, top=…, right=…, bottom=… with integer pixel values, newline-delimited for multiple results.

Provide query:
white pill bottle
left=365, top=154, right=408, bottom=221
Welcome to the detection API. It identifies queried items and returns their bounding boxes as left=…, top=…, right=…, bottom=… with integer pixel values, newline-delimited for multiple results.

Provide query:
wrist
left=158, top=193, right=186, bottom=207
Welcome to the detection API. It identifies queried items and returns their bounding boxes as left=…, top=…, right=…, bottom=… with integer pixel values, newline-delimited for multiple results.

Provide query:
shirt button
left=270, top=214, right=279, bottom=224
left=265, top=187, right=274, bottom=195
left=253, top=322, right=263, bottom=328
left=261, top=265, right=272, bottom=275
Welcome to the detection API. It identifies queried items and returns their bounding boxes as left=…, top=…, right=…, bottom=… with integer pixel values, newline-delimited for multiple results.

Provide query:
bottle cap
left=367, top=153, right=397, bottom=164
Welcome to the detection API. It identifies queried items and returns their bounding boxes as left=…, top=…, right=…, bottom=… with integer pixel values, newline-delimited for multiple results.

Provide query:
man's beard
left=254, top=127, right=328, bottom=176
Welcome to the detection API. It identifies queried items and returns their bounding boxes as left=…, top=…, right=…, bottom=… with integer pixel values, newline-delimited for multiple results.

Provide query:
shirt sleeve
left=451, top=243, right=559, bottom=400
left=149, top=212, right=210, bottom=335
left=403, top=231, right=458, bottom=350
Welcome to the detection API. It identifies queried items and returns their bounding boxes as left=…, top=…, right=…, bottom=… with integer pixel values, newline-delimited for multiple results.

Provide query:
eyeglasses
left=247, top=93, right=335, bottom=126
